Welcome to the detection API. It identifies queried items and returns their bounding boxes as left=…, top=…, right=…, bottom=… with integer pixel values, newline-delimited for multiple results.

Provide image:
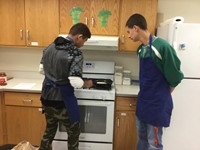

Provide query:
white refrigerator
left=157, top=17, right=200, bottom=150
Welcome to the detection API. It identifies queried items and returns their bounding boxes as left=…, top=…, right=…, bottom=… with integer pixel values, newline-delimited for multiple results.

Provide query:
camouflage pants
left=39, top=106, right=80, bottom=150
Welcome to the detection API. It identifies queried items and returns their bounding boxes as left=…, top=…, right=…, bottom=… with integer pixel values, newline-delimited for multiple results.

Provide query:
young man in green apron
left=38, top=23, right=93, bottom=150
left=126, top=14, right=184, bottom=150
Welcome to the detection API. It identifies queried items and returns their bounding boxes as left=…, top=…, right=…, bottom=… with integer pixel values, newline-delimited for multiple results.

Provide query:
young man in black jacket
left=39, top=23, right=93, bottom=150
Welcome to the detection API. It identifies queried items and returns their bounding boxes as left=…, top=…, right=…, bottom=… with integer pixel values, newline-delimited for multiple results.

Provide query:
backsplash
left=0, top=47, right=139, bottom=79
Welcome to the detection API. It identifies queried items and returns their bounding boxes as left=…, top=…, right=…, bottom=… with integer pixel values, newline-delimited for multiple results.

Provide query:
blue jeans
left=136, top=117, right=163, bottom=150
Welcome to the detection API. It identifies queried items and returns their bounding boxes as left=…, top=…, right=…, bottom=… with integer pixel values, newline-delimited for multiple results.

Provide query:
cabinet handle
left=117, top=118, right=120, bottom=127
left=85, top=17, right=88, bottom=25
left=130, top=103, right=133, bottom=107
left=121, top=35, right=125, bottom=44
left=23, top=99, right=32, bottom=103
left=91, top=17, right=95, bottom=27
left=19, top=29, right=23, bottom=40
left=26, top=30, right=29, bottom=41
left=38, top=108, right=43, bottom=112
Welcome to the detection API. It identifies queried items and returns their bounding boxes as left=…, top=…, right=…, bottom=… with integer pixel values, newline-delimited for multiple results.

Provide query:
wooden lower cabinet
left=114, top=96, right=137, bottom=150
left=4, top=92, right=46, bottom=146
left=0, top=92, right=4, bottom=145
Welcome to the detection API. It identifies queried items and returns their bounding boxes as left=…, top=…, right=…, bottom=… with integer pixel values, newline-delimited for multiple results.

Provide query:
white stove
left=75, top=60, right=115, bottom=101
left=53, top=61, right=116, bottom=150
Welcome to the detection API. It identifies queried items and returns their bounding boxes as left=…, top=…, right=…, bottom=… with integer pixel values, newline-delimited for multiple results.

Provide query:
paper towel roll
left=160, top=16, right=184, bottom=27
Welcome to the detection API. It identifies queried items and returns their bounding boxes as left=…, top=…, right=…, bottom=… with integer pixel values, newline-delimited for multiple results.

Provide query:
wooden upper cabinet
left=89, top=0, right=120, bottom=35
left=119, top=0, right=158, bottom=52
left=25, top=0, right=59, bottom=47
left=59, top=0, right=91, bottom=34
left=0, top=0, right=25, bottom=46
left=59, top=0, right=120, bottom=36
left=0, top=0, right=59, bottom=47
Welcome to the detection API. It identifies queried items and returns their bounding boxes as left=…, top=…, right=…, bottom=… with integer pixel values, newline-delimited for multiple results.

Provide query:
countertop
left=0, top=78, right=139, bottom=96
left=115, top=84, right=139, bottom=96
left=0, top=78, right=43, bottom=93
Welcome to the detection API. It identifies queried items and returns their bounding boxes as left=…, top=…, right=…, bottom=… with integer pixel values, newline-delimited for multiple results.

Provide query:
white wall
left=0, top=47, right=42, bottom=72
left=83, top=50, right=139, bottom=78
left=0, top=46, right=139, bottom=78
left=1, top=0, right=200, bottom=78
left=157, top=0, right=200, bottom=25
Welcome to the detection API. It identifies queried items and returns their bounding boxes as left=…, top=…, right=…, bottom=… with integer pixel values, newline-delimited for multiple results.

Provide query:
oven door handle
left=78, top=100, right=114, bottom=106
left=84, top=108, right=91, bottom=124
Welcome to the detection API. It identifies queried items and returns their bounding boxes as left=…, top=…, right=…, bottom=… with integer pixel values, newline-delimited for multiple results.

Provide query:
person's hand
left=68, top=76, right=84, bottom=88
left=170, top=87, right=175, bottom=93
left=83, top=80, right=93, bottom=88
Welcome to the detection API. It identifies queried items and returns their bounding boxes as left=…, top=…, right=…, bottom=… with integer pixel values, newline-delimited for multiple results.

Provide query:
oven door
left=54, top=99, right=114, bottom=143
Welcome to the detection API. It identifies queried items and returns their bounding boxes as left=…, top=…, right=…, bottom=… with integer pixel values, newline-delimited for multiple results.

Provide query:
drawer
left=4, top=92, right=41, bottom=107
left=116, top=96, right=137, bottom=111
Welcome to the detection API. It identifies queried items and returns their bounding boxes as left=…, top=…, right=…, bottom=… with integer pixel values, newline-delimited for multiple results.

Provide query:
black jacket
left=40, top=37, right=83, bottom=107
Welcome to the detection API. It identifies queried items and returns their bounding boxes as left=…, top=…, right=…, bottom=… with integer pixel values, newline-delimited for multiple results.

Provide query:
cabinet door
left=0, top=0, right=25, bottom=46
left=25, top=0, right=59, bottom=47
left=0, top=92, right=3, bottom=145
left=5, top=106, right=46, bottom=146
left=119, top=0, right=157, bottom=51
left=4, top=92, right=46, bottom=146
left=59, top=0, right=91, bottom=34
left=114, top=111, right=137, bottom=150
left=90, top=0, right=120, bottom=35
left=59, top=0, right=119, bottom=35
left=116, top=96, right=137, bottom=111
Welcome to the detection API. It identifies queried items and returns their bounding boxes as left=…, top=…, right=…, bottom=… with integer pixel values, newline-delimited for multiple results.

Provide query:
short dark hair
left=69, top=23, right=91, bottom=38
left=126, top=13, right=147, bottom=30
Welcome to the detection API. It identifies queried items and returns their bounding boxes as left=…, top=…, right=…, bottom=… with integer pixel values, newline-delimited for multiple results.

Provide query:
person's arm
left=154, top=39, right=184, bottom=88
left=162, top=45, right=184, bottom=87
left=68, top=48, right=93, bottom=88
left=39, top=63, right=44, bottom=74
left=39, top=47, right=47, bottom=75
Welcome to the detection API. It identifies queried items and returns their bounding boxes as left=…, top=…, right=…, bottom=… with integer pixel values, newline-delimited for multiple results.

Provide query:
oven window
left=59, top=106, right=107, bottom=134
